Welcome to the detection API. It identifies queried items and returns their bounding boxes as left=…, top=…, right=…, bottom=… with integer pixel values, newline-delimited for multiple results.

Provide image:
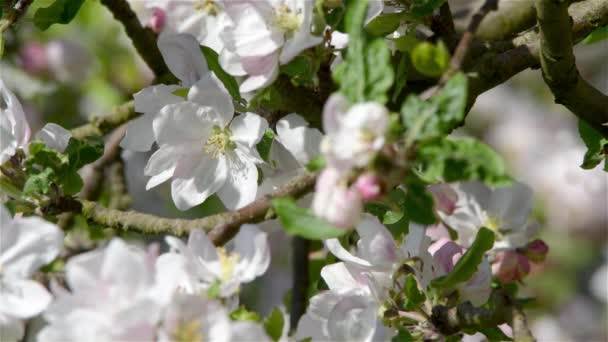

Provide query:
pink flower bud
left=428, top=184, right=458, bottom=214
left=20, top=42, right=48, bottom=74
left=150, top=8, right=166, bottom=33
left=523, top=239, right=549, bottom=263
left=492, top=250, right=531, bottom=282
left=354, top=173, right=382, bottom=201
left=312, top=168, right=363, bottom=229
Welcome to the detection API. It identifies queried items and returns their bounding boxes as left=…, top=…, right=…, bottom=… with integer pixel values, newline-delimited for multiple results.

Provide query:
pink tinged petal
left=217, top=150, right=259, bottom=210
left=354, top=173, right=382, bottom=201
left=219, top=49, right=247, bottom=76
left=171, top=154, right=228, bottom=211
left=523, top=239, right=549, bottom=263
left=233, top=224, right=270, bottom=282
left=322, top=93, right=349, bottom=134
left=20, top=41, right=49, bottom=74
left=460, top=258, right=492, bottom=306
left=35, top=123, right=72, bottom=152
left=0, top=217, right=64, bottom=278
left=153, top=102, right=210, bottom=146
left=356, top=215, right=398, bottom=267
left=429, top=238, right=464, bottom=275
left=239, top=55, right=280, bottom=93
left=157, top=33, right=209, bottom=87
left=149, top=8, right=166, bottom=33
left=229, top=112, right=269, bottom=148
left=188, top=74, right=235, bottom=126
left=428, top=184, right=458, bottom=214
left=241, top=53, right=279, bottom=76
left=275, top=113, right=323, bottom=165
left=491, top=250, right=531, bottom=283
left=121, top=114, right=157, bottom=152
left=0, top=278, right=52, bottom=318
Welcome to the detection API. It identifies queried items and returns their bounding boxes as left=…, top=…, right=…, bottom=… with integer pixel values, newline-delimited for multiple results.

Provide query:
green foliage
left=280, top=55, right=319, bottom=87
left=582, top=25, right=608, bottom=44
left=333, top=0, right=394, bottom=103
left=230, top=306, right=261, bottom=322
left=200, top=46, right=242, bottom=101
left=403, top=176, right=438, bottom=225
left=23, top=167, right=54, bottom=196
left=431, top=227, right=495, bottom=289
left=402, top=273, right=426, bottom=310
left=411, top=41, right=449, bottom=77
left=402, top=73, right=467, bottom=141
left=272, top=198, right=347, bottom=240
left=392, top=329, right=414, bottom=342
left=410, top=0, right=447, bottom=18
left=577, top=120, right=607, bottom=171
left=366, top=12, right=402, bottom=37
left=415, top=137, right=511, bottom=185
left=65, top=136, right=104, bottom=170
left=34, top=0, right=86, bottom=30
left=474, top=327, right=513, bottom=341
left=305, top=155, right=326, bottom=172
left=263, top=307, right=285, bottom=341
left=256, top=129, right=275, bottom=162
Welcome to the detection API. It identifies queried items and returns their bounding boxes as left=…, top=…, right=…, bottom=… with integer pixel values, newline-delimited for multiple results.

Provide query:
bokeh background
left=1, top=1, right=606, bottom=340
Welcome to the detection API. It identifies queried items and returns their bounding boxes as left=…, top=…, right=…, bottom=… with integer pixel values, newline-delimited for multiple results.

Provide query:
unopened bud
left=492, top=250, right=530, bottom=282
left=150, top=8, right=166, bottom=33
left=354, top=173, right=382, bottom=201
left=523, top=239, right=549, bottom=263
left=21, top=42, right=48, bottom=74
left=312, top=168, right=363, bottom=229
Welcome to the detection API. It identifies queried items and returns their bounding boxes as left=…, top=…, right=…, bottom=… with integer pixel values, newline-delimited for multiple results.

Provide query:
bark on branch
left=71, top=101, right=138, bottom=139
left=535, top=0, right=608, bottom=138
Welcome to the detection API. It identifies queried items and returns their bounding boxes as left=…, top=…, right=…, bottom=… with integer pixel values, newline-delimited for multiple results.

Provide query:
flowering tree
left=0, top=0, right=606, bottom=341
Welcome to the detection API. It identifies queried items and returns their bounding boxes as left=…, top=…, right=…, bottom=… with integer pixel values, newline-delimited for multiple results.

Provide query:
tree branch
left=535, top=0, right=608, bottom=138
left=512, top=307, right=536, bottom=342
left=290, top=237, right=310, bottom=332
left=476, top=0, right=537, bottom=41
left=71, top=101, right=138, bottom=139
left=79, top=172, right=317, bottom=245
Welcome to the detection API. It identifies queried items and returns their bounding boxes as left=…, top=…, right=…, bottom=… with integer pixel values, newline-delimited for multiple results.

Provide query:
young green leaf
left=280, top=55, right=318, bottom=87
left=577, top=120, right=607, bottom=170
left=582, top=25, right=608, bottom=45
left=411, top=41, right=449, bottom=77
left=431, top=227, right=495, bottom=289
left=200, top=45, right=242, bottom=101
left=410, top=0, right=447, bottom=18
left=65, top=136, right=104, bottom=170
left=272, top=198, right=347, bottom=240
left=230, top=306, right=261, bottom=322
left=34, top=0, right=86, bottom=30
left=263, top=307, right=285, bottom=342
left=402, top=273, right=426, bottom=310
left=403, top=177, right=438, bottom=225
left=23, top=168, right=55, bottom=196
left=391, top=328, right=414, bottom=342
left=366, top=12, right=402, bottom=37
left=256, top=129, right=275, bottom=163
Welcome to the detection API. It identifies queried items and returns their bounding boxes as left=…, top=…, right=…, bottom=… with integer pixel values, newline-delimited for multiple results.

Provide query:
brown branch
left=71, top=101, right=138, bottom=139
left=78, top=172, right=317, bottom=246
left=290, top=237, right=310, bottom=332
left=476, top=0, right=537, bottom=41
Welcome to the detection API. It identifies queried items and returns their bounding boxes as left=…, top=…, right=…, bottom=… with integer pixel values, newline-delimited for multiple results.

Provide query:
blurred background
left=1, top=0, right=605, bottom=340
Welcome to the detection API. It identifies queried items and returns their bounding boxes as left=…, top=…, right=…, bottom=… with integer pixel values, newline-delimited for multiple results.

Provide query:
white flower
left=1, top=79, right=31, bottom=164
left=38, top=239, right=168, bottom=342
left=220, top=0, right=323, bottom=92
left=160, top=225, right=270, bottom=298
left=0, top=205, right=63, bottom=342
left=35, top=123, right=72, bottom=153
left=121, top=33, right=209, bottom=152
left=311, top=167, right=363, bottom=229
left=437, top=181, right=537, bottom=250
left=295, top=288, right=380, bottom=342
left=144, top=72, right=268, bottom=210
left=321, top=94, right=389, bottom=171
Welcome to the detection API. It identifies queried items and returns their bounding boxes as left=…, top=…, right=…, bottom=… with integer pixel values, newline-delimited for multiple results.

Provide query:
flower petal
left=157, top=33, right=209, bottom=87
left=171, top=154, right=228, bottom=211
left=35, top=123, right=72, bottom=152
left=187, top=74, right=234, bottom=126
left=120, top=114, right=157, bottom=152
left=355, top=215, right=397, bottom=268
left=230, top=112, right=268, bottom=149
left=216, top=150, right=259, bottom=210
left=233, top=224, right=270, bottom=282
left=238, top=55, right=279, bottom=93
left=322, top=93, right=349, bottom=134
left=275, top=114, right=323, bottom=165
left=154, top=102, right=210, bottom=147
left=133, top=84, right=182, bottom=114
left=0, top=278, right=52, bottom=318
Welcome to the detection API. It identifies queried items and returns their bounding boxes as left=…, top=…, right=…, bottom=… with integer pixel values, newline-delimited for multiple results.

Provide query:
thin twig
left=512, top=307, right=536, bottom=342
left=71, top=101, right=138, bottom=139
left=290, top=237, right=310, bottom=332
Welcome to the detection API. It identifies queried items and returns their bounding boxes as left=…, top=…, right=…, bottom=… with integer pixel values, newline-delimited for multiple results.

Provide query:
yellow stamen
left=172, top=320, right=203, bottom=342
left=274, top=4, right=302, bottom=35
left=216, top=247, right=239, bottom=282
left=194, top=0, right=220, bottom=15
left=204, top=126, right=236, bottom=158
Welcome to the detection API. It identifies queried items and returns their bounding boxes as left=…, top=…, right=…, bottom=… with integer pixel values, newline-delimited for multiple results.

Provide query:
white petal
left=231, top=321, right=270, bottom=342
left=154, top=102, right=210, bottom=147
left=0, top=79, right=31, bottom=149
left=144, top=144, right=198, bottom=189
left=99, top=239, right=151, bottom=292
left=217, top=150, right=259, bottom=210
left=120, top=113, right=157, bottom=152
left=171, top=154, right=228, bottom=211
left=355, top=215, right=398, bottom=268
left=275, top=114, right=323, bottom=165
left=187, top=229, right=219, bottom=264
left=295, top=314, right=327, bottom=341
left=226, top=4, right=283, bottom=57
left=133, top=84, right=182, bottom=114
left=230, top=112, right=268, bottom=148
left=35, top=123, right=72, bottom=152
left=233, top=224, right=270, bottom=282
left=238, top=55, right=280, bottom=93
left=0, top=217, right=63, bottom=278
left=279, top=0, right=323, bottom=64
left=324, top=239, right=373, bottom=268
left=326, top=293, right=377, bottom=342
left=365, top=0, right=385, bottom=25
left=157, top=33, right=209, bottom=87
left=321, top=262, right=360, bottom=290
left=322, top=93, right=349, bottom=134
left=219, top=49, right=247, bottom=76
left=188, top=74, right=234, bottom=126
left=0, top=278, right=52, bottom=318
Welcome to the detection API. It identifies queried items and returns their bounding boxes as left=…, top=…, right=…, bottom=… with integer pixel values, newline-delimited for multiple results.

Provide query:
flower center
left=274, top=4, right=302, bottom=36
left=204, top=126, right=235, bottom=158
left=172, top=320, right=203, bottom=342
left=194, top=0, right=220, bottom=15
left=216, top=247, right=239, bottom=282
left=483, top=213, right=505, bottom=238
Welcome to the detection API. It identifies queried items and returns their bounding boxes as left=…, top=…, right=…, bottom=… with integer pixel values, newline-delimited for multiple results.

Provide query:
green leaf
left=34, top=0, right=86, bottom=30
left=200, top=45, right=242, bottom=101
left=28, top=141, right=68, bottom=170
left=256, top=129, right=275, bottom=162
left=403, top=177, right=438, bottom=225
left=365, top=38, right=394, bottom=103
left=230, top=306, right=261, bottom=322
left=401, top=73, right=467, bottom=141
left=391, top=328, right=414, bottom=342
left=65, top=136, right=104, bottom=170
left=272, top=198, right=347, bottom=240
left=577, top=120, right=607, bottom=170
left=57, top=169, right=83, bottom=196
left=172, top=88, right=189, bottom=98
left=403, top=273, right=426, bottom=310
left=305, top=155, right=326, bottom=172
left=366, top=12, right=402, bottom=37
left=431, top=227, right=494, bottom=289
left=416, top=137, right=510, bottom=185
left=263, top=307, right=285, bottom=342
left=582, top=25, right=608, bottom=45
left=23, top=168, right=55, bottom=196
left=280, top=55, right=318, bottom=87
left=411, top=0, right=446, bottom=18
left=411, top=41, right=449, bottom=77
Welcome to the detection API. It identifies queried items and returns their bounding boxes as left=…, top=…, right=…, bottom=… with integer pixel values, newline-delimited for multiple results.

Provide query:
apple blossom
left=160, top=225, right=270, bottom=299
left=143, top=72, right=268, bottom=210
left=491, top=250, right=531, bottom=283
left=121, top=33, right=209, bottom=152
left=38, top=239, right=168, bottom=342
left=220, top=0, right=323, bottom=92
left=321, top=93, right=390, bottom=171
left=437, top=181, right=538, bottom=250
left=311, top=167, right=363, bottom=229
left=1, top=79, right=31, bottom=164
left=0, top=205, right=64, bottom=342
